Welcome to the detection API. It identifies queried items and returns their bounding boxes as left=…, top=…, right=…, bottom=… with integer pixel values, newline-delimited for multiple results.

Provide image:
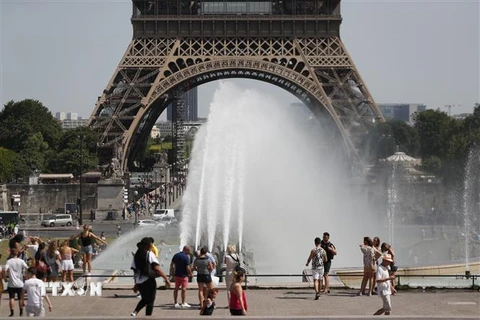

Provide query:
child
left=23, top=267, right=53, bottom=317
left=200, top=288, right=217, bottom=316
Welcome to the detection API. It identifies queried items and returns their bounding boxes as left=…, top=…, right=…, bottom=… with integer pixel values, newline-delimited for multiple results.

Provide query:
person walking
left=229, top=271, right=247, bottom=316
left=23, top=267, right=53, bottom=317
left=4, top=248, right=28, bottom=317
left=224, top=244, right=241, bottom=302
left=306, top=237, right=327, bottom=300
left=194, top=247, right=214, bottom=308
left=70, top=224, right=107, bottom=275
left=130, top=237, right=171, bottom=317
left=373, top=254, right=395, bottom=316
left=170, top=245, right=193, bottom=308
left=320, top=232, right=337, bottom=294
left=358, top=236, right=376, bottom=296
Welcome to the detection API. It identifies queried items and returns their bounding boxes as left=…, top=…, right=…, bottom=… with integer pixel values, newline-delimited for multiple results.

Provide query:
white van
left=41, top=214, right=73, bottom=227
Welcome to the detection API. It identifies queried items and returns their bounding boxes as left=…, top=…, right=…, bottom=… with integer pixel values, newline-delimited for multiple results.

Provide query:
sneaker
left=174, top=303, right=181, bottom=308
left=181, top=303, right=191, bottom=308
left=314, top=294, right=320, bottom=300
left=130, top=312, right=136, bottom=317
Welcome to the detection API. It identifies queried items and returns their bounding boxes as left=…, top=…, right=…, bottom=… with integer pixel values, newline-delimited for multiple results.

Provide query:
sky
left=0, top=0, right=479, bottom=119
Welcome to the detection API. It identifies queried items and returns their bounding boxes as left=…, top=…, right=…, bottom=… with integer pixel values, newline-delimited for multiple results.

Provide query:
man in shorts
left=374, top=254, right=395, bottom=315
left=5, top=248, right=28, bottom=317
left=170, top=245, right=193, bottom=308
left=306, top=237, right=327, bottom=300
left=320, top=232, right=337, bottom=293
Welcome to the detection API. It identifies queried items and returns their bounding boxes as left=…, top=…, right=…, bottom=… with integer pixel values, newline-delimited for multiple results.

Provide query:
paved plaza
left=1, top=287, right=478, bottom=319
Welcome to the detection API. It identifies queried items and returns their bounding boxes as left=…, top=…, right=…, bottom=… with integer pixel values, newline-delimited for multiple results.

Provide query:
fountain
left=462, top=144, right=480, bottom=275
left=179, top=81, right=379, bottom=278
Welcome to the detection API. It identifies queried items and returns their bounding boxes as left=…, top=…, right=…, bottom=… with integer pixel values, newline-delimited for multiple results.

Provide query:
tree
left=0, top=99, right=62, bottom=153
left=47, top=127, right=99, bottom=174
left=413, top=109, right=453, bottom=159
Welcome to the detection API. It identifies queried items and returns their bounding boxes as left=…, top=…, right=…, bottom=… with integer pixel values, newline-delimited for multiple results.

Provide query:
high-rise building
left=378, top=103, right=427, bottom=124
left=55, top=111, right=88, bottom=129
left=167, top=87, right=198, bottom=121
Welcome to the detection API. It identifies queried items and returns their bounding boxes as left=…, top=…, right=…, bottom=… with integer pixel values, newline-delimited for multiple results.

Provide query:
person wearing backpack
left=224, top=244, right=241, bottom=302
left=306, top=237, right=327, bottom=300
left=320, top=232, right=337, bottom=294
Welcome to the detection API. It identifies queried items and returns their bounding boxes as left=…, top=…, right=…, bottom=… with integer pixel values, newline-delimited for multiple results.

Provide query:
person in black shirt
left=320, top=232, right=337, bottom=293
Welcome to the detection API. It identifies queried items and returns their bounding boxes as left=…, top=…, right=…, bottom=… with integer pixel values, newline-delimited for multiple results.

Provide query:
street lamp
left=78, top=135, right=85, bottom=225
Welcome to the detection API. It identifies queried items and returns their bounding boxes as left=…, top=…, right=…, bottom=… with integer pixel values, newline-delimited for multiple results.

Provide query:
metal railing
left=77, top=272, right=479, bottom=290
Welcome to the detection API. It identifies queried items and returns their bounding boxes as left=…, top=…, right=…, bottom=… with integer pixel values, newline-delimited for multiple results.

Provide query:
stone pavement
left=1, top=287, right=479, bottom=319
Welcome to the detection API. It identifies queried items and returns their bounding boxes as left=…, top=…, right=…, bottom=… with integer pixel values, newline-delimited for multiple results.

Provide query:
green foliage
left=0, top=148, right=18, bottom=182
left=0, top=99, right=62, bottom=153
left=422, top=156, right=442, bottom=174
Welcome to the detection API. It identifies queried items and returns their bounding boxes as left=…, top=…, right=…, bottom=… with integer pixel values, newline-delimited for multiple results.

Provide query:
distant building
left=452, top=113, right=472, bottom=120
left=153, top=120, right=205, bottom=138
left=167, top=87, right=198, bottom=121
left=156, top=121, right=173, bottom=137
left=55, top=112, right=88, bottom=129
left=378, top=103, right=427, bottom=124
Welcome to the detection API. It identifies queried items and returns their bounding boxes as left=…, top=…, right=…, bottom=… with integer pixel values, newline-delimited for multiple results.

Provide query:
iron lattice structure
left=89, top=0, right=384, bottom=170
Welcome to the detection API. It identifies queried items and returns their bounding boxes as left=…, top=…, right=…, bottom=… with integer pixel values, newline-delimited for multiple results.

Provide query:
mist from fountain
left=179, top=81, right=380, bottom=273
left=462, top=144, right=480, bottom=272
left=386, top=162, right=399, bottom=247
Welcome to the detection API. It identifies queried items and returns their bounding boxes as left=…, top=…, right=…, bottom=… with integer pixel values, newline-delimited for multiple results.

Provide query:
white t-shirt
left=131, top=251, right=160, bottom=284
left=376, top=264, right=391, bottom=296
left=5, top=258, right=29, bottom=288
left=24, top=278, right=46, bottom=307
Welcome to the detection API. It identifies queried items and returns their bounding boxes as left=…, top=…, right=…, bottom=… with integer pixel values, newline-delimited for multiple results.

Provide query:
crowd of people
left=130, top=239, right=247, bottom=317
left=0, top=225, right=108, bottom=317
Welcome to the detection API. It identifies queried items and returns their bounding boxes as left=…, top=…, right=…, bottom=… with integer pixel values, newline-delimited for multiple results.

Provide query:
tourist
left=59, top=240, right=78, bottom=282
left=358, top=236, right=376, bottom=296
left=23, top=267, right=53, bottom=317
left=203, top=247, right=217, bottom=278
left=8, top=234, right=25, bottom=260
left=373, top=237, right=382, bottom=264
left=4, top=248, right=28, bottom=317
left=229, top=271, right=247, bottom=316
left=44, top=241, right=60, bottom=282
left=130, top=237, right=171, bottom=317
left=70, top=224, right=108, bottom=275
left=200, top=288, right=217, bottom=315
left=381, top=242, right=398, bottom=294
left=26, top=236, right=41, bottom=266
left=306, top=237, right=327, bottom=300
left=224, top=244, right=241, bottom=301
left=34, top=242, right=48, bottom=281
left=194, top=247, right=214, bottom=308
left=373, top=254, right=395, bottom=316
left=320, top=232, right=337, bottom=294
left=170, top=245, right=193, bottom=308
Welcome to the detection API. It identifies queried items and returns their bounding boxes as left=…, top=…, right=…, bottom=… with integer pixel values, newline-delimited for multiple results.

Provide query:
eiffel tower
left=89, top=0, right=384, bottom=170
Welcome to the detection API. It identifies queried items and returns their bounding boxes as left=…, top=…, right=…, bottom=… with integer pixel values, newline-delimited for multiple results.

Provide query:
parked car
left=41, top=214, right=73, bottom=227
left=152, top=209, right=175, bottom=220
left=136, top=219, right=166, bottom=228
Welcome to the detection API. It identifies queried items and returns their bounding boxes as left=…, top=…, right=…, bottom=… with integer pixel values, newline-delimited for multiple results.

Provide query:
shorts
left=312, top=268, right=324, bottom=280
left=324, top=261, right=332, bottom=274
left=380, top=293, right=392, bottom=312
left=175, top=276, right=189, bottom=288
left=61, top=259, right=74, bottom=271
left=8, top=287, right=23, bottom=299
left=197, top=274, right=212, bottom=284
left=26, top=305, right=45, bottom=317
left=81, top=245, right=93, bottom=255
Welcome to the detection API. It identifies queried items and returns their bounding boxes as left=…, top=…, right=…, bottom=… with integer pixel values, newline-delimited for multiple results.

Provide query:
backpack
left=229, top=254, right=244, bottom=273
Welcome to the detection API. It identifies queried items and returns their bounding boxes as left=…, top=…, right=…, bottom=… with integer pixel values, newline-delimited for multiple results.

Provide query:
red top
left=229, top=289, right=247, bottom=311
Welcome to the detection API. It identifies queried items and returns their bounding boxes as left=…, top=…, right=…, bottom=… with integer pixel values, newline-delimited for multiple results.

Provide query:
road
left=19, top=220, right=136, bottom=239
